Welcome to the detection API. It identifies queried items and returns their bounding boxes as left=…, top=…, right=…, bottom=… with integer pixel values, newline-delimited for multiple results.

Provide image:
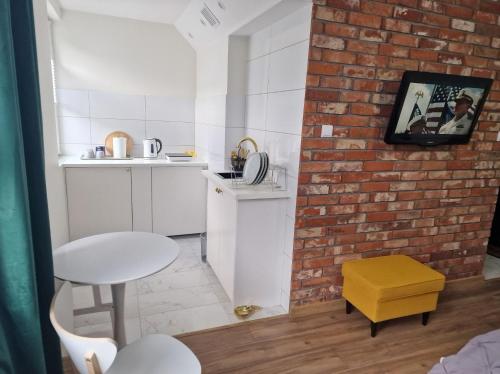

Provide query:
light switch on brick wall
left=497, top=132, right=500, bottom=141
left=321, top=125, right=333, bottom=138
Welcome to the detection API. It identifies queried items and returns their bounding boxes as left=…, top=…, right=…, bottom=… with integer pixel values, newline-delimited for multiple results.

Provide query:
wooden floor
left=177, top=277, right=500, bottom=374
left=63, top=277, right=500, bottom=373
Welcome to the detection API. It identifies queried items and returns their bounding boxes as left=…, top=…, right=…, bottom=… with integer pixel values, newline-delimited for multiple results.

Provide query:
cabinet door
left=217, top=187, right=237, bottom=301
left=206, top=180, right=220, bottom=273
left=151, top=167, right=207, bottom=236
left=66, top=168, right=133, bottom=240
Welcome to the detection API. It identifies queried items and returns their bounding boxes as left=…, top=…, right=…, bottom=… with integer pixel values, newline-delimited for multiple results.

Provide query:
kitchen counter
left=59, top=156, right=208, bottom=168
left=201, top=170, right=289, bottom=201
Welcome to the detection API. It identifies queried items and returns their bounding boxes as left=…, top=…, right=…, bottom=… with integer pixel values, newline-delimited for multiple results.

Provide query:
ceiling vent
left=201, top=3, right=220, bottom=28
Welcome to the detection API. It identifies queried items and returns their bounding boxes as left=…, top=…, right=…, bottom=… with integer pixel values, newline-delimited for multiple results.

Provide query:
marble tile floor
left=483, top=254, right=500, bottom=280
left=72, top=235, right=286, bottom=344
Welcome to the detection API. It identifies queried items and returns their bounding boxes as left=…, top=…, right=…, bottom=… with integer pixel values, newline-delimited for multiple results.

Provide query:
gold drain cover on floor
left=234, top=305, right=261, bottom=319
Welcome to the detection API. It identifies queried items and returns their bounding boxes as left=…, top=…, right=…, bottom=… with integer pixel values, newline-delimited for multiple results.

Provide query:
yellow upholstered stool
left=342, top=255, right=445, bottom=337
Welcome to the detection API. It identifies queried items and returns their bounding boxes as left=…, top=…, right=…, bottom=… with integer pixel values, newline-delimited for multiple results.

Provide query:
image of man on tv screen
left=438, top=89, right=474, bottom=135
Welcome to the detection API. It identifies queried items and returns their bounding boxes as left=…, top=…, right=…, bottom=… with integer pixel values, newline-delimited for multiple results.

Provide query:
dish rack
left=230, top=164, right=287, bottom=192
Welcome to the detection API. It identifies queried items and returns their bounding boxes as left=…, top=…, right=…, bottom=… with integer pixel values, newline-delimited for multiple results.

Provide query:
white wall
left=244, top=5, right=311, bottom=311
left=52, top=10, right=197, bottom=156
left=33, top=0, right=69, bottom=248
left=194, top=38, right=229, bottom=170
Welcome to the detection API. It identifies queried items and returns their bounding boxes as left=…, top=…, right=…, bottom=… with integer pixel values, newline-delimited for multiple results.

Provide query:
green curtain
left=0, top=0, right=62, bottom=373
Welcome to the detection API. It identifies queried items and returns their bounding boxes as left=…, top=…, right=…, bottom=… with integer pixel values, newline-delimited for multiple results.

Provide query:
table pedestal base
left=111, top=283, right=126, bottom=348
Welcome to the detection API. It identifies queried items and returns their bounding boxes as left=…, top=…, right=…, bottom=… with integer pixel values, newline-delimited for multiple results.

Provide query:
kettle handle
left=155, top=138, right=163, bottom=154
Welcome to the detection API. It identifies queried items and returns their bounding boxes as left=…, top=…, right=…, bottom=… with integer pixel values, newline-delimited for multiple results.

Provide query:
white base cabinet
left=66, top=167, right=133, bottom=241
left=65, top=166, right=206, bottom=241
left=206, top=179, right=286, bottom=307
left=152, top=167, right=206, bottom=236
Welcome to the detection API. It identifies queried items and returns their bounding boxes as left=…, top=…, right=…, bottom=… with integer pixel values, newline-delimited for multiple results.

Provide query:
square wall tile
left=247, top=56, right=269, bottom=95
left=268, top=41, right=309, bottom=92
left=58, top=117, right=91, bottom=144
left=246, top=94, right=267, bottom=131
left=146, top=96, right=195, bottom=123
left=89, top=91, right=145, bottom=120
left=56, top=89, right=89, bottom=117
left=266, top=90, right=305, bottom=135
left=145, top=121, right=194, bottom=146
left=270, top=5, right=312, bottom=53
left=264, top=132, right=301, bottom=179
left=90, top=118, right=146, bottom=147
left=226, top=95, right=246, bottom=128
left=249, top=26, right=271, bottom=60
left=245, top=128, right=266, bottom=151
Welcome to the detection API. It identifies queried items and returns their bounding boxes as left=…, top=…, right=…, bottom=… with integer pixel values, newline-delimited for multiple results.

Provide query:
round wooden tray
left=104, top=131, right=134, bottom=156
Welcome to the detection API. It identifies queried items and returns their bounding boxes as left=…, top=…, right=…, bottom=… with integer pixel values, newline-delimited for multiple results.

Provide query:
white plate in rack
left=242, top=152, right=262, bottom=184
left=254, top=152, right=269, bottom=185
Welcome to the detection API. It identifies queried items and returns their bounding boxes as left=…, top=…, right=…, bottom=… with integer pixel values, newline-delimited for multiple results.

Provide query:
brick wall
left=291, top=0, right=500, bottom=308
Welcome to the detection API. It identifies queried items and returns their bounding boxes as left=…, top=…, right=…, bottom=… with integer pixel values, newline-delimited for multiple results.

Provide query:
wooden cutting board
left=104, top=131, right=134, bottom=156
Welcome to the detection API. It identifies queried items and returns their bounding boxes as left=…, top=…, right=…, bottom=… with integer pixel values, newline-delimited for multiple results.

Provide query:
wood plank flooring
left=177, top=277, right=500, bottom=374
left=63, top=277, right=500, bottom=373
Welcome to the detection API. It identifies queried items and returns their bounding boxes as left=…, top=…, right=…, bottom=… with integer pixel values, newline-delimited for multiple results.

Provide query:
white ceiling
left=59, top=0, right=191, bottom=24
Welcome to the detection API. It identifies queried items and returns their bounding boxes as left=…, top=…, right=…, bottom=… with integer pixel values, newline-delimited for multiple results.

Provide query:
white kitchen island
left=59, top=157, right=208, bottom=240
left=202, top=170, right=290, bottom=309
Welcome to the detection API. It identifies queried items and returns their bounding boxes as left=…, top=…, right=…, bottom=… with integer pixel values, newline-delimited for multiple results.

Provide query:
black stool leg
left=371, top=321, right=378, bottom=337
left=346, top=300, right=353, bottom=314
left=422, top=312, right=430, bottom=326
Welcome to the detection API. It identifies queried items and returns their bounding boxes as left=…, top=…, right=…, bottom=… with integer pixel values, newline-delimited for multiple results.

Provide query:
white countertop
left=201, top=170, right=290, bottom=201
left=59, top=156, right=208, bottom=168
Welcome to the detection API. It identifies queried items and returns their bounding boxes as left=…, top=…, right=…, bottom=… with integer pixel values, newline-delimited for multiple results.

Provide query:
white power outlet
left=321, top=125, right=333, bottom=138
left=497, top=131, right=500, bottom=141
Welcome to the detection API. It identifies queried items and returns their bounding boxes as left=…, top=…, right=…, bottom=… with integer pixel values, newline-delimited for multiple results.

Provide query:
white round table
left=53, top=232, right=179, bottom=348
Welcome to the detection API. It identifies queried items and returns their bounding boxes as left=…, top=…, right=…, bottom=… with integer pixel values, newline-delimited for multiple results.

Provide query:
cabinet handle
left=215, top=187, right=223, bottom=194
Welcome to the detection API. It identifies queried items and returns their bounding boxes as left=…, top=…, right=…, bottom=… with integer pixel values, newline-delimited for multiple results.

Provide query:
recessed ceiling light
left=217, top=1, right=226, bottom=10
left=188, top=32, right=194, bottom=39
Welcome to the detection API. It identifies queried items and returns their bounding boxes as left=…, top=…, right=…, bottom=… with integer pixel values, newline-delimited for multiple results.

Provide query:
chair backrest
left=50, top=282, right=117, bottom=373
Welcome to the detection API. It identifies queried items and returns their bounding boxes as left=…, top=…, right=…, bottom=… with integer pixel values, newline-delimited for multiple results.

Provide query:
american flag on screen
left=426, top=85, right=476, bottom=129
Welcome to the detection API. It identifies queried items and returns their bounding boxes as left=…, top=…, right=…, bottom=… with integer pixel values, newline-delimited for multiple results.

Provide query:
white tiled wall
left=57, top=89, right=195, bottom=157
left=244, top=5, right=311, bottom=311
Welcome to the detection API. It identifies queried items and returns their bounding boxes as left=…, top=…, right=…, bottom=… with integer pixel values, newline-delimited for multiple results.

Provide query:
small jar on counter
left=95, top=146, right=105, bottom=159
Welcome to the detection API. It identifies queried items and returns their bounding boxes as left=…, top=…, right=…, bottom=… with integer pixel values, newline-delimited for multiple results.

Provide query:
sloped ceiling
left=58, top=0, right=191, bottom=24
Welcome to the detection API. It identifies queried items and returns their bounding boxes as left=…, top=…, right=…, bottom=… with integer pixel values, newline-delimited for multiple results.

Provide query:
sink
left=215, top=171, right=243, bottom=179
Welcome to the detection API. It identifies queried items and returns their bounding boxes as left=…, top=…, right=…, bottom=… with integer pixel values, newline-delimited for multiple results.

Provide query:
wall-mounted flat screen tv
left=384, top=71, right=493, bottom=146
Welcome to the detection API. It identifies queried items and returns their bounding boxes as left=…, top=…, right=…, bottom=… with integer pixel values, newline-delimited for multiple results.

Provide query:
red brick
left=348, top=12, right=382, bottom=29
left=347, top=40, right=379, bottom=54
left=412, top=24, right=440, bottom=37
left=388, top=57, right=419, bottom=70
left=312, top=34, right=345, bottom=50
left=383, top=18, right=412, bottom=33
left=390, top=33, right=419, bottom=47
left=315, top=6, right=348, bottom=22
left=419, top=38, right=448, bottom=50
left=379, top=44, right=409, bottom=57
left=418, top=0, right=444, bottom=13
left=306, top=89, right=340, bottom=101
left=320, top=76, right=352, bottom=89
left=351, top=103, right=380, bottom=115
left=448, top=42, right=474, bottom=54
left=353, top=79, right=383, bottom=91
left=357, top=54, right=388, bottom=67
left=309, top=61, right=343, bottom=75
left=343, top=66, right=376, bottom=79
left=324, top=23, right=359, bottom=39
left=327, top=0, right=360, bottom=10
left=340, top=91, right=370, bottom=102
left=359, top=29, right=388, bottom=43
left=410, top=49, right=438, bottom=61
left=473, top=10, right=497, bottom=24
left=394, top=6, right=423, bottom=22
left=318, top=102, right=349, bottom=114
left=444, top=5, right=474, bottom=19
left=439, top=29, right=466, bottom=41
left=422, top=13, right=450, bottom=27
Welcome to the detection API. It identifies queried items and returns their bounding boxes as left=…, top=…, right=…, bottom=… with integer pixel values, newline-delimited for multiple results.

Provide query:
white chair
left=50, top=282, right=201, bottom=374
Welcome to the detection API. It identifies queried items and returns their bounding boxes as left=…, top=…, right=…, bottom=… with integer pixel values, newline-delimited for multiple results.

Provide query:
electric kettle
left=143, top=138, right=163, bottom=158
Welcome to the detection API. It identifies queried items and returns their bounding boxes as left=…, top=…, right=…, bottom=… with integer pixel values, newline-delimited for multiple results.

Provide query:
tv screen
left=384, top=71, right=493, bottom=146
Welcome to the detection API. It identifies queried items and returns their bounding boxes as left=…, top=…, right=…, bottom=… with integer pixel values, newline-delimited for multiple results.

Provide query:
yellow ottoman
left=342, top=255, right=445, bottom=337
